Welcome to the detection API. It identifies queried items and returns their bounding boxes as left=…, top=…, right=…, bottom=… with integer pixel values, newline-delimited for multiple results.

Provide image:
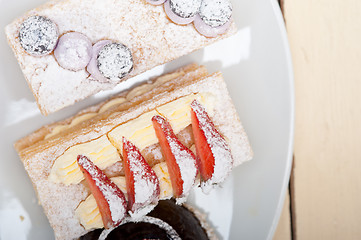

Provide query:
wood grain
left=273, top=190, right=292, bottom=240
left=283, top=0, right=361, bottom=239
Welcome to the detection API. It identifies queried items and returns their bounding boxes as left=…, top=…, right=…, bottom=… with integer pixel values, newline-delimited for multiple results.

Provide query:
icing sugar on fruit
left=13, top=63, right=253, bottom=239
left=96, top=43, right=133, bottom=82
left=18, top=17, right=134, bottom=83
left=191, top=99, right=233, bottom=193
left=164, top=0, right=202, bottom=25
left=149, top=0, right=233, bottom=36
left=48, top=94, right=234, bottom=231
left=54, top=32, right=92, bottom=71
left=48, top=93, right=214, bottom=186
left=152, top=115, right=198, bottom=203
left=122, top=137, right=160, bottom=218
left=17, top=0, right=232, bottom=81
left=169, top=0, right=202, bottom=19
left=77, top=155, right=127, bottom=229
left=8, top=0, right=238, bottom=116
left=99, top=100, right=229, bottom=229
left=19, top=16, right=59, bottom=56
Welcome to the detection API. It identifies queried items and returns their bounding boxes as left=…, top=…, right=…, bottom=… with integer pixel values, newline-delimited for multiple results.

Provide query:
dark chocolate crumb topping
left=19, top=16, right=59, bottom=56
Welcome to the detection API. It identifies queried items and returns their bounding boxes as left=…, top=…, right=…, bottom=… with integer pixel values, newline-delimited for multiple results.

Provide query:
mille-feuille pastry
left=15, top=64, right=253, bottom=239
left=5, top=0, right=236, bottom=115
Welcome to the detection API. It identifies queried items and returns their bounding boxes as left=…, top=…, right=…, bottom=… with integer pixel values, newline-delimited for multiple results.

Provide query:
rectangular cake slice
left=5, top=0, right=237, bottom=115
left=15, top=64, right=252, bottom=239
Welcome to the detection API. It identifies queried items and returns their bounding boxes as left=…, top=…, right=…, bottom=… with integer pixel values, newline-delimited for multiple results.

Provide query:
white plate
left=0, top=0, right=294, bottom=239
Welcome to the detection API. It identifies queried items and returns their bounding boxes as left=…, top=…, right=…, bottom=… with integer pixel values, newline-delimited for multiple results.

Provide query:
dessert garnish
left=152, top=115, right=198, bottom=202
left=199, top=0, right=232, bottom=27
left=148, top=0, right=233, bottom=37
left=18, top=15, right=133, bottom=79
left=72, top=97, right=235, bottom=230
left=77, top=155, right=127, bottom=229
left=96, top=42, right=134, bottom=82
left=194, top=0, right=233, bottom=37
left=53, top=95, right=234, bottom=229
left=122, top=137, right=160, bottom=216
left=86, top=40, right=112, bottom=82
left=190, top=99, right=233, bottom=193
left=54, top=32, right=92, bottom=71
left=164, top=0, right=202, bottom=25
left=9, top=2, right=237, bottom=116
left=19, top=15, right=58, bottom=56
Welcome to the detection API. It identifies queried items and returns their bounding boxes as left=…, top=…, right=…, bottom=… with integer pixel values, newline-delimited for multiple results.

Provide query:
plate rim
left=266, top=1, right=295, bottom=239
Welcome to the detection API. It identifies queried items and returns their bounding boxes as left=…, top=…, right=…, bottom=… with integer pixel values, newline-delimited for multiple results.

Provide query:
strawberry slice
left=190, top=100, right=233, bottom=191
left=77, top=155, right=127, bottom=229
left=122, top=137, right=160, bottom=213
left=152, top=115, right=197, bottom=198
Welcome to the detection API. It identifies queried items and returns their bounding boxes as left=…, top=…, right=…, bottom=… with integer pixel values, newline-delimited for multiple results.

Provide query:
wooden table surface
left=273, top=0, right=361, bottom=239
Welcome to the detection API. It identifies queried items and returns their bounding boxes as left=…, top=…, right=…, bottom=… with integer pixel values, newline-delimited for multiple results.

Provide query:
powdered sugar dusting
left=199, top=0, right=232, bottom=28
left=167, top=136, right=197, bottom=197
left=16, top=70, right=252, bottom=239
left=5, top=0, right=236, bottom=114
left=77, top=155, right=126, bottom=226
left=129, top=150, right=158, bottom=204
left=19, top=15, right=58, bottom=56
left=128, top=204, right=157, bottom=220
left=97, top=43, right=133, bottom=82
left=191, top=100, right=233, bottom=193
left=149, top=146, right=163, bottom=160
left=164, top=0, right=197, bottom=25
left=54, top=32, right=92, bottom=71
left=154, top=116, right=197, bottom=198
left=86, top=40, right=112, bottom=83
left=169, top=0, right=202, bottom=18
left=123, top=139, right=159, bottom=214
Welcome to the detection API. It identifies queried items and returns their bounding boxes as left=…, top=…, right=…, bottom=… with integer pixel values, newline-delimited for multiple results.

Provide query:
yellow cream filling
left=45, top=113, right=97, bottom=139
left=45, top=98, right=126, bottom=139
left=48, top=136, right=121, bottom=185
left=71, top=92, right=215, bottom=230
left=44, top=71, right=184, bottom=139
left=48, top=93, right=215, bottom=186
left=75, top=162, right=172, bottom=230
left=75, top=176, right=127, bottom=230
left=108, top=93, right=215, bottom=153
left=99, top=98, right=127, bottom=113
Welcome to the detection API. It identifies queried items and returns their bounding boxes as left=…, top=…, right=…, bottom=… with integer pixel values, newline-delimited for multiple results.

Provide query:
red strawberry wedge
left=122, top=137, right=160, bottom=216
left=190, top=100, right=233, bottom=193
left=152, top=115, right=197, bottom=201
left=77, top=155, right=127, bottom=229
